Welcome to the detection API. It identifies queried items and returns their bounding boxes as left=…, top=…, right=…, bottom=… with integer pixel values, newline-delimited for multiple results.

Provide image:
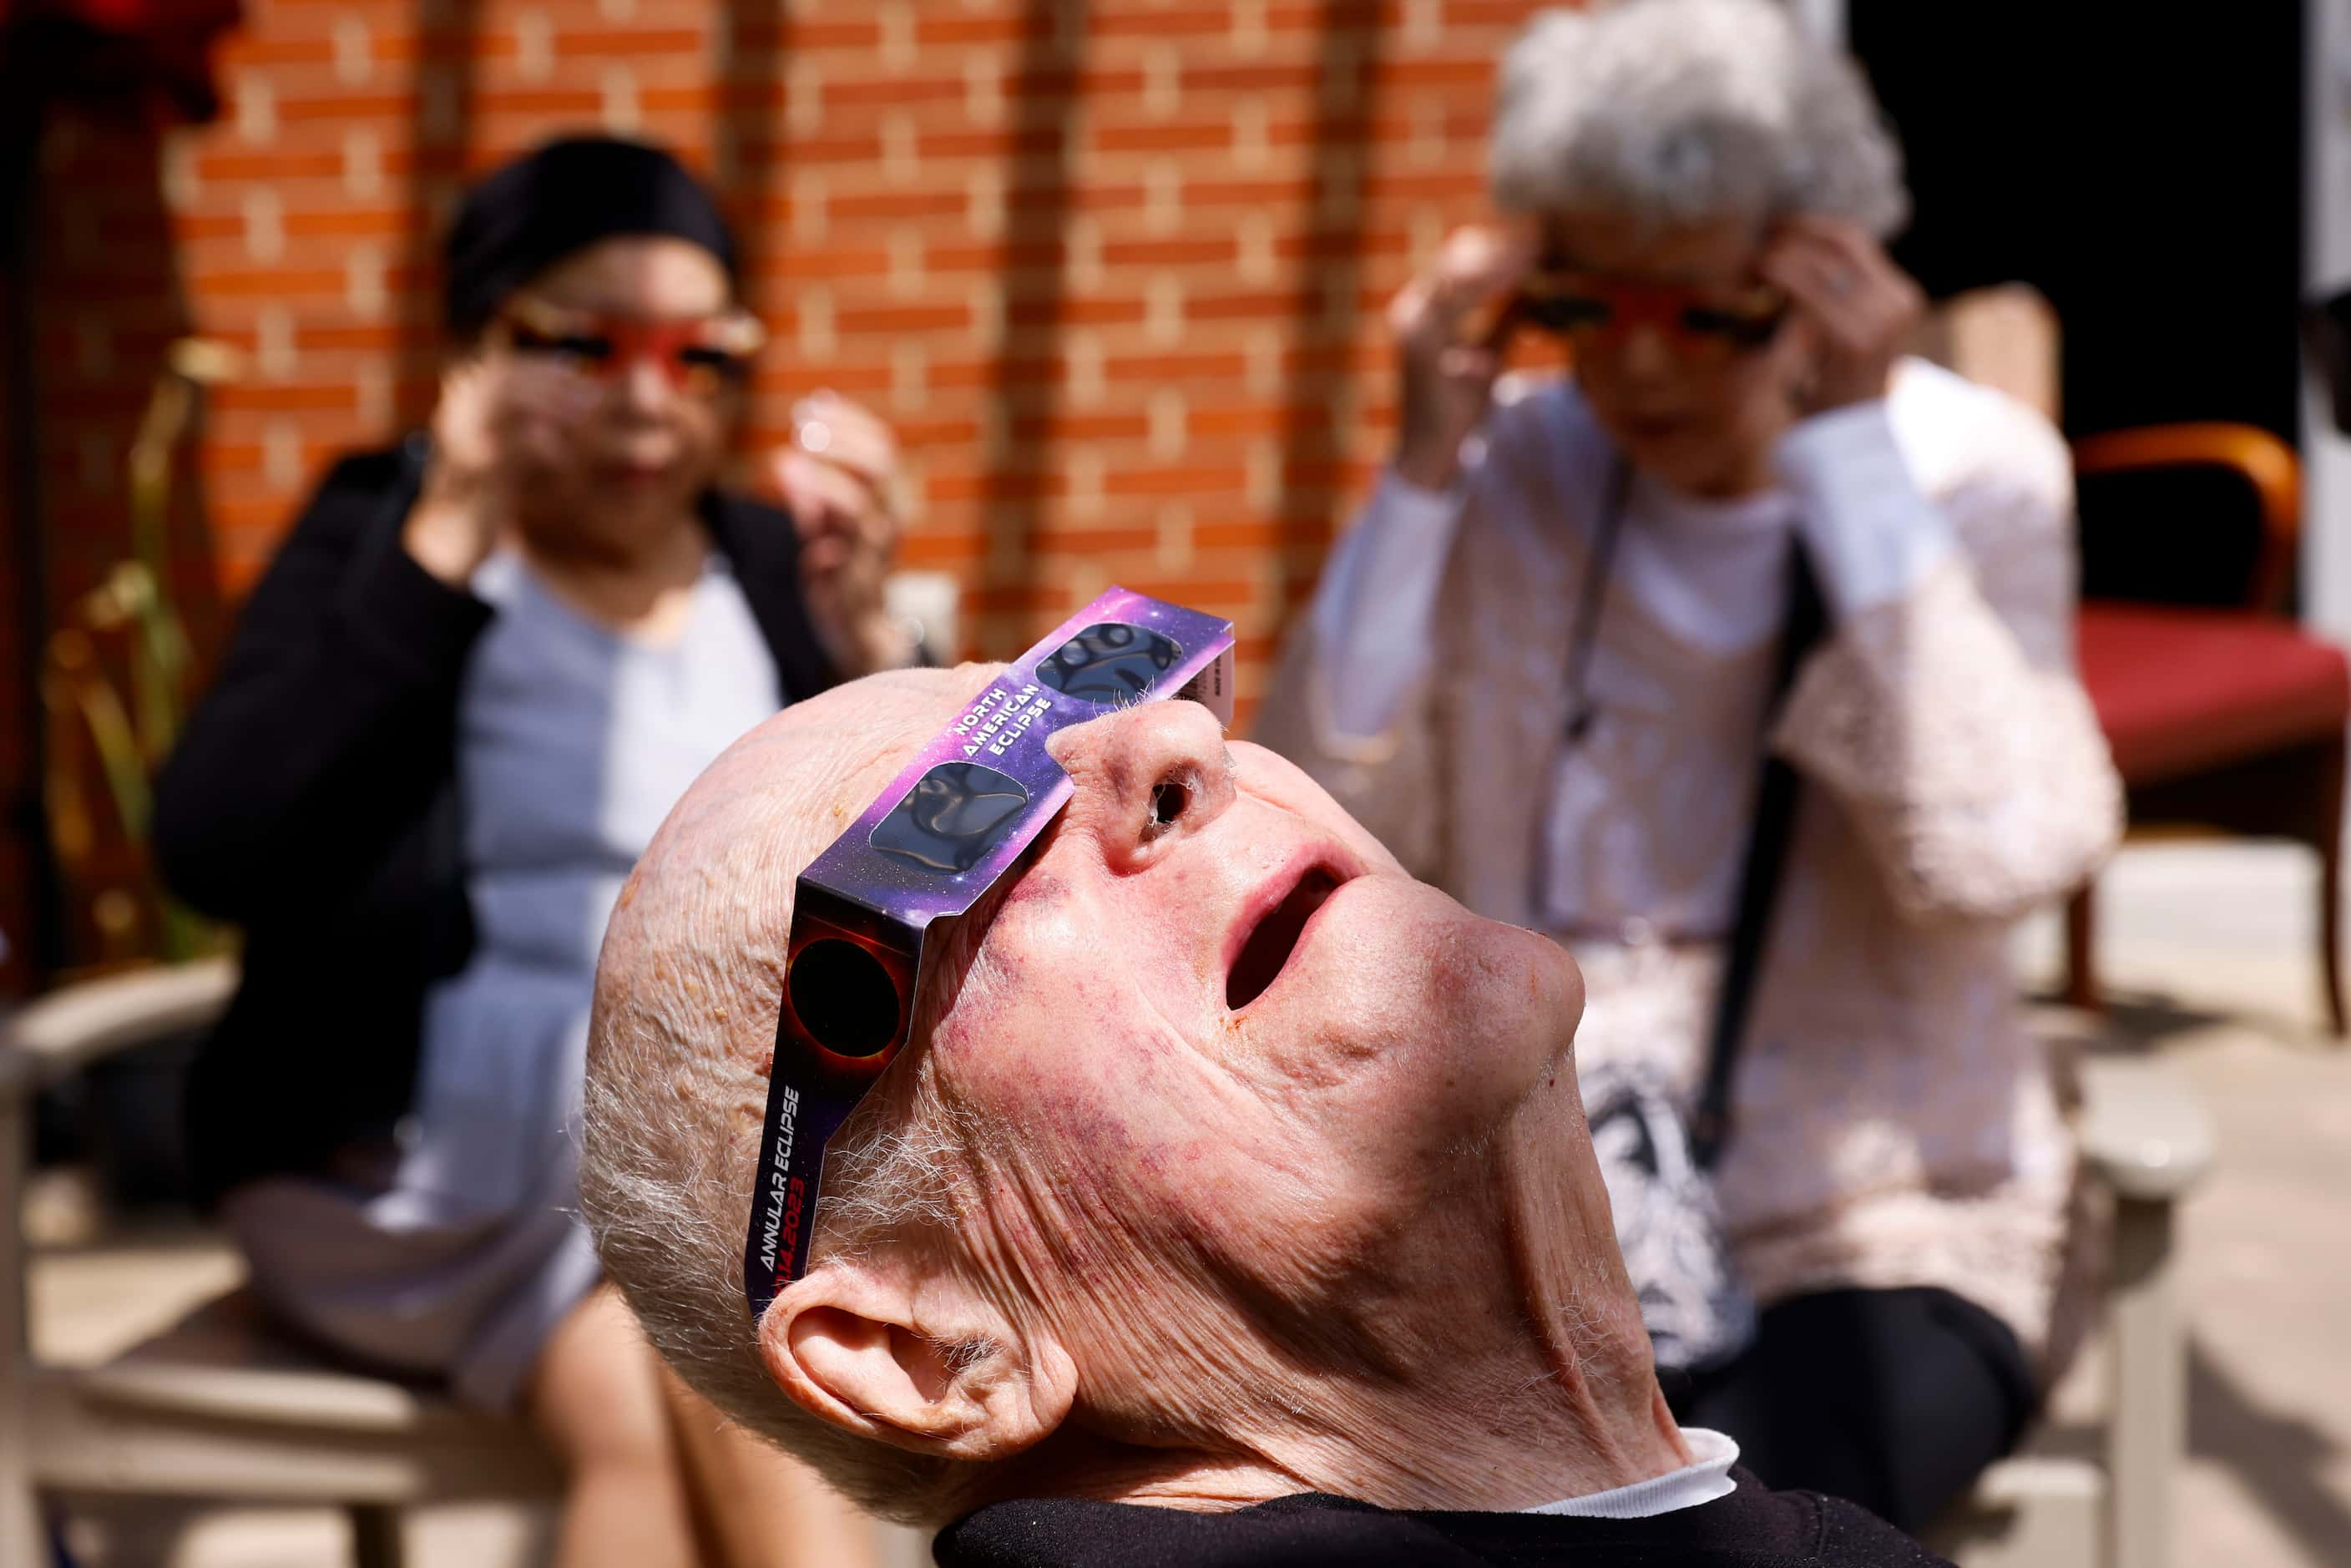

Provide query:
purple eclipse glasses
left=743, top=587, right=1236, bottom=1318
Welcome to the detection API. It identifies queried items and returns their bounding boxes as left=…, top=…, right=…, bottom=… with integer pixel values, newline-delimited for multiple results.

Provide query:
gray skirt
left=222, top=969, right=599, bottom=1412
left=221, top=1140, right=599, bottom=1412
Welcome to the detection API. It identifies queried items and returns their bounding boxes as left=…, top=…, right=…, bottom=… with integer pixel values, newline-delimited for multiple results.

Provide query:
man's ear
left=757, top=1261, right=1075, bottom=1463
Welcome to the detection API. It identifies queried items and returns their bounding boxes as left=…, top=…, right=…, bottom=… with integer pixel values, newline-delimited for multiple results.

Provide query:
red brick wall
left=6, top=0, right=1552, bottom=984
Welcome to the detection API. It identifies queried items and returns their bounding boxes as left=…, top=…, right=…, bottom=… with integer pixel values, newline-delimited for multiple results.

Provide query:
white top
left=1526, top=1427, right=1741, bottom=1520
left=1307, top=367, right=1964, bottom=938
left=400, top=550, right=783, bottom=1216
left=1256, top=359, right=2111, bottom=1355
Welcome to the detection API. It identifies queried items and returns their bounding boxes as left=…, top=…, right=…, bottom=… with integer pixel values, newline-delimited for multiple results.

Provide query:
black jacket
left=935, top=1472, right=1954, bottom=1568
left=154, top=439, right=843, bottom=1201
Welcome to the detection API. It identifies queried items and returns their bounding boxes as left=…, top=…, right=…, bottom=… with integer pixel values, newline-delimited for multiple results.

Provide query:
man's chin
left=1406, top=892, right=1587, bottom=1102
left=1281, top=877, right=1587, bottom=1127
left=1485, top=913, right=1587, bottom=1062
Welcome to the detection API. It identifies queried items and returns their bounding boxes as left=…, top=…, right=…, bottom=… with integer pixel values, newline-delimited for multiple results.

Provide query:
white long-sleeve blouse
left=1254, top=360, right=2123, bottom=1358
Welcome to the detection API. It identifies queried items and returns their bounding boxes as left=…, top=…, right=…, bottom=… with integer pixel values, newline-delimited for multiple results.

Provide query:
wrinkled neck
left=1488, top=1063, right=1696, bottom=1495
left=978, top=1076, right=1690, bottom=1516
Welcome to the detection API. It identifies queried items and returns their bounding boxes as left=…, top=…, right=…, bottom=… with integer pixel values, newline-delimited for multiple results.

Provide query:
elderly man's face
left=828, top=680, right=1592, bottom=1450
left=599, top=668, right=1639, bottom=1496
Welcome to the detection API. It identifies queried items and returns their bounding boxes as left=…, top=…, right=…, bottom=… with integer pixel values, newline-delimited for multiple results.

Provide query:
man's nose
left=1047, top=699, right=1236, bottom=871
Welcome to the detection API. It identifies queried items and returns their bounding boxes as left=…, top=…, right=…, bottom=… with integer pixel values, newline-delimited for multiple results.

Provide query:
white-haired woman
left=1257, top=0, right=2120, bottom=1531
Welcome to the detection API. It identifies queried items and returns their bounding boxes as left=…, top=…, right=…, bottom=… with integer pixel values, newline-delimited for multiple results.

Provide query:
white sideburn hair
left=579, top=913, right=982, bottom=1525
left=578, top=677, right=1014, bottom=1529
left=1489, top=0, right=1910, bottom=238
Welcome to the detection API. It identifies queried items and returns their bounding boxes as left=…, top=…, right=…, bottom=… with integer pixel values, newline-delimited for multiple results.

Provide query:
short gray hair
left=1489, top=0, right=1909, bottom=239
left=579, top=928, right=987, bottom=1525
left=578, top=691, right=995, bottom=1527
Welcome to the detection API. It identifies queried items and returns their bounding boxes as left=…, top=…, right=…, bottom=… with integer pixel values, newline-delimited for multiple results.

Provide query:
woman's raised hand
left=404, top=357, right=586, bottom=584
left=1759, top=216, right=1925, bottom=416
left=770, top=391, right=913, bottom=678
left=1390, top=226, right=1532, bottom=493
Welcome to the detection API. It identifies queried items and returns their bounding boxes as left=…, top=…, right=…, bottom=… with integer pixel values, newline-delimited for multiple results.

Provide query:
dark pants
left=1661, top=1287, right=2039, bottom=1534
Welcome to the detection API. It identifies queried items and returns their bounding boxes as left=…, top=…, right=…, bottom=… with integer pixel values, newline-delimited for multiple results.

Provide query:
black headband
left=442, top=135, right=740, bottom=340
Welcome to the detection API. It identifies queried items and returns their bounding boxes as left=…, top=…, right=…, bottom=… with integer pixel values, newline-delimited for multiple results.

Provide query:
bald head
left=583, top=666, right=1001, bottom=1520
left=586, top=662, right=1666, bottom=1527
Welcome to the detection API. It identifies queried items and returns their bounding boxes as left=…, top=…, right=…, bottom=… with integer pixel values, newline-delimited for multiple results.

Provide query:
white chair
left=1932, top=1052, right=2214, bottom=1568
left=0, top=959, right=559, bottom=1568
left=0, top=959, right=933, bottom=1567
left=1909, top=285, right=2222, bottom=1568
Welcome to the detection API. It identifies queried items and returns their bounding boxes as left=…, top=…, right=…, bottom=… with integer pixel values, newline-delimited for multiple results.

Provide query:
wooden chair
left=2066, top=427, right=2348, bottom=1034
left=1921, top=283, right=2351, bottom=1035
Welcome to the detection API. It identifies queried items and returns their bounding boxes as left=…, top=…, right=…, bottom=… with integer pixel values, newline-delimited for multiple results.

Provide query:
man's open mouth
left=1226, top=862, right=1347, bottom=1011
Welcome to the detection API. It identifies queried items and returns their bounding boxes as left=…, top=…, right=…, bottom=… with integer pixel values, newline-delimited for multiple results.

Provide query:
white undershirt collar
left=1523, top=1427, right=1741, bottom=1520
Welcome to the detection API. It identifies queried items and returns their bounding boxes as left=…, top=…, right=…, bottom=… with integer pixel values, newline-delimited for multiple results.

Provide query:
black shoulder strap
left=1560, top=459, right=1636, bottom=745
left=1690, top=542, right=1826, bottom=1170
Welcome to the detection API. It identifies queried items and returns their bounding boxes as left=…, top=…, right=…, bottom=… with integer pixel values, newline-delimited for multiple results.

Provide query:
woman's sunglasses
left=495, top=296, right=767, bottom=395
left=1499, top=272, right=1788, bottom=356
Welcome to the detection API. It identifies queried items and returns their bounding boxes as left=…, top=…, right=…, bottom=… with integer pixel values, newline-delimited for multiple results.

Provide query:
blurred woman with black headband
left=155, top=136, right=902, bottom=1565
left=1259, top=0, right=2121, bottom=1533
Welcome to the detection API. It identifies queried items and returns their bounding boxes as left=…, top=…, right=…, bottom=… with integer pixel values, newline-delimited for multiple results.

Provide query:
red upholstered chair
left=2065, top=423, right=2351, bottom=1033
